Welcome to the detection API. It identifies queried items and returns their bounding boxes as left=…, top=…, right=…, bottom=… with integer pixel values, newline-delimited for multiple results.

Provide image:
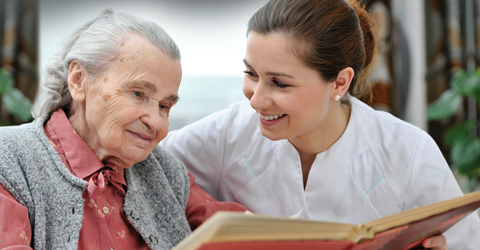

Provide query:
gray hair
left=33, top=8, right=180, bottom=118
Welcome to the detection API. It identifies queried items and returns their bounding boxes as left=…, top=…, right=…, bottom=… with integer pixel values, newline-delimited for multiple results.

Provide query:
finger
left=422, top=235, right=448, bottom=250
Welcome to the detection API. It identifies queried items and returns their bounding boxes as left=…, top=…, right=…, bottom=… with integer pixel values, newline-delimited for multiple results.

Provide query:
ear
left=333, top=67, right=355, bottom=99
left=68, top=61, right=87, bottom=103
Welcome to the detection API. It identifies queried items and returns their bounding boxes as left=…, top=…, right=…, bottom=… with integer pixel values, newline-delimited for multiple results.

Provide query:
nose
left=140, top=105, right=164, bottom=132
left=244, top=79, right=272, bottom=110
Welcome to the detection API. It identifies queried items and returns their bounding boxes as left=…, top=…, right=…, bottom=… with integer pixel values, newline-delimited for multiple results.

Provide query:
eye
left=272, top=79, right=289, bottom=89
left=159, top=104, right=171, bottom=112
left=133, top=91, right=143, bottom=98
left=243, top=70, right=257, bottom=78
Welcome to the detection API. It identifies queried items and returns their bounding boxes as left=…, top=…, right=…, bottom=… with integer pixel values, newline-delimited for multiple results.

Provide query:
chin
left=117, top=149, right=151, bottom=167
left=260, top=128, right=285, bottom=141
left=130, top=154, right=150, bottom=165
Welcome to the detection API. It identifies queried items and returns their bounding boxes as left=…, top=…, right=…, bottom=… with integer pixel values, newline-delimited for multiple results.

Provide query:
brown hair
left=247, top=0, right=377, bottom=99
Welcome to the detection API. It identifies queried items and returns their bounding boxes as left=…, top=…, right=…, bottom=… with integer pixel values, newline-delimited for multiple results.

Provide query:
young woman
left=161, top=0, right=480, bottom=249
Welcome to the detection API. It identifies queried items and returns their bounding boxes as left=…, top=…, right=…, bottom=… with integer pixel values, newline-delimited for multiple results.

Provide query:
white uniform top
left=161, top=97, right=480, bottom=249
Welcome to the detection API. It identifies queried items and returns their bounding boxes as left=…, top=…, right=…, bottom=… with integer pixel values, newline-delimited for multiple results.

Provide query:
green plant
left=0, top=68, right=33, bottom=125
left=428, top=69, right=480, bottom=191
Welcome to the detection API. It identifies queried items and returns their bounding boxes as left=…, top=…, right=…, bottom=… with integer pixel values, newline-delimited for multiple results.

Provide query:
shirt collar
left=45, top=109, right=124, bottom=181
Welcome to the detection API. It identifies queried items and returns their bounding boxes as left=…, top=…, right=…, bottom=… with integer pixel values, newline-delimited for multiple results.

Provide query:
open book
left=173, top=191, right=480, bottom=250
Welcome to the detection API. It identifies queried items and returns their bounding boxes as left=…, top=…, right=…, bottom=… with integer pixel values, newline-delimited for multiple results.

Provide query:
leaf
left=0, top=68, right=13, bottom=94
left=451, top=138, right=480, bottom=169
left=2, top=88, right=33, bottom=122
left=451, top=73, right=480, bottom=94
left=472, top=87, right=480, bottom=106
left=427, top=89, right=463, bottom=120
left=443, top=120, right=475, bottom=147
left=457, top=158, right=480, bottom=177
left=454, top=69, right=466, bottom=78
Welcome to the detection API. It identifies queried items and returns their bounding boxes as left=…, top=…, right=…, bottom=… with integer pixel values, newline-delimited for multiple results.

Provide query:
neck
left=289, top=103, right=351, bottom=188
left=290, top=103, right=350, bottom=155
left=68, top=103, right=109, bottom=163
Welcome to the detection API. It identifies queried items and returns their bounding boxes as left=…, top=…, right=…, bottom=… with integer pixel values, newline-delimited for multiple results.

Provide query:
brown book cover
left=173, top=191, right=480, bottom=250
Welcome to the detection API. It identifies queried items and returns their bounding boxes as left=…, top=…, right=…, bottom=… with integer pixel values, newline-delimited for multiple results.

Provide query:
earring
left=334, top=95, right=341, bottom=101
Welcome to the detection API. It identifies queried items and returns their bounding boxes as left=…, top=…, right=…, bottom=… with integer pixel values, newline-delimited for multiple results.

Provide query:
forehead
left=245, top=32, right=328, bottom=84
left=245, top=32, right=304, bottom=69
left=110, top=34, right=182, bottom=95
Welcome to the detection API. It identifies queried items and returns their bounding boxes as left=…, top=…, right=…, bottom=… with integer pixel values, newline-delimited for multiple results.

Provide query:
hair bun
left=348, top=0, right=376, bottom=70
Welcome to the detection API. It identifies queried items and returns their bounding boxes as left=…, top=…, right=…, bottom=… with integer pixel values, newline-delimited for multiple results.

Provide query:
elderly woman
left=0, top=9, right=244, bottom=250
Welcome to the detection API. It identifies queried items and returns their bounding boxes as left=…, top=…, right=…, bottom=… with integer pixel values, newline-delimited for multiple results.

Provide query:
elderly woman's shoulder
left=0, top=120, right=40, bottom=147
left=0, top=120, right=48, bottom=175
left=149, top=145, right=187, bottom=171
left=0, top=121, right=44, bottom=192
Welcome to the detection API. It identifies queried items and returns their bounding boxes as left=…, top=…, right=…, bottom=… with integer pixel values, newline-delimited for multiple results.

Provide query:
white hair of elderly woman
left=33, top=8, right=180, bottom=118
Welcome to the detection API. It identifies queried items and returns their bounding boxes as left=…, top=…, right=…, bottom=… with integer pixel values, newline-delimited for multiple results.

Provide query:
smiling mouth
left=128, top=131, right=153, bottom=141
left=259, top=114, right=287, bottom=121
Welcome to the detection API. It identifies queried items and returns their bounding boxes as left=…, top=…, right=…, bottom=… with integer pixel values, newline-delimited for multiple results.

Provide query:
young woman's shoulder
left=349, top=97, right=427, bottom=150
left=160, top=100, right=264, bottom=197
left=349, top=97, right=450, bottom=202
left=225, top=100, right=262, bottom=139
left=164, top=100, right=262, bottom=156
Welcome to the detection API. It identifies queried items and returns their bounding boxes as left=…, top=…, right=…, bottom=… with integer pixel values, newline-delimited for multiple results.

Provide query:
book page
left=173, top=212, right=359, bottom=250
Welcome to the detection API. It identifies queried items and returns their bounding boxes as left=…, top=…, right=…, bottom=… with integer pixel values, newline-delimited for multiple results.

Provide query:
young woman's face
left=243, top=32, right=337, bottom=142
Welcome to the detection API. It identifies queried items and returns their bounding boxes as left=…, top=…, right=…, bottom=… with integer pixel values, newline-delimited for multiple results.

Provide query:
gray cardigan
left=0, top=117, right=191, bottom=249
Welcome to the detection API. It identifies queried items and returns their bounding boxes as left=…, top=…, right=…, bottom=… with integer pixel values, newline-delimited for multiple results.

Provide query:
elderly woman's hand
left=422, top=235, right=447, bottom=250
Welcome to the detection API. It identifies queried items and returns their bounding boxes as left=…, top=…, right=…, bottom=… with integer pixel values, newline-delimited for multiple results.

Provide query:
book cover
left=173, top=191, right=480, bottom=250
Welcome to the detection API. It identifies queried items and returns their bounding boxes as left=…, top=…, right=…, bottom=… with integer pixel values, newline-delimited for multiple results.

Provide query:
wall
left=39, top=0, right=268, bottom=129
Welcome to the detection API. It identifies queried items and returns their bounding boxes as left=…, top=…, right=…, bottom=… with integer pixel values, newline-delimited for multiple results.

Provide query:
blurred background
left=0, top=0, right=479, bottom=194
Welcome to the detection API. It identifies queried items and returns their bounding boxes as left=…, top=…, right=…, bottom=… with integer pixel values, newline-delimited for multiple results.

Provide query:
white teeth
left=260, top=114, right=285, bottom=121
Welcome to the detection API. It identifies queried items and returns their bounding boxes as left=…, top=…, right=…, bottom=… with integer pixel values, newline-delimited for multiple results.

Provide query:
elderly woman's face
left=68, top=33, right=181, bottom=168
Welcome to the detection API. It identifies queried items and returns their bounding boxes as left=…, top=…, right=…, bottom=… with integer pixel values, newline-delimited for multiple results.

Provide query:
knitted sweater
left=0, top=117, right=191, bottom=249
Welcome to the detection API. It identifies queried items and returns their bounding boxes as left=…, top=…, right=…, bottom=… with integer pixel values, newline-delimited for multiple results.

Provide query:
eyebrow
left=167, top=94, right=179, bottom=103
left=125, top=80, right=158, bottom=93
left=243, top=59, right=295, bottom=79
left=124, top=81, right=179, bottom=103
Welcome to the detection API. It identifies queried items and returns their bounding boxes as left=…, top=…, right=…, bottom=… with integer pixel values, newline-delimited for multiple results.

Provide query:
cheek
left=156, top=119, right=170, bottom=142
left=242, top=78, right=254, bottom=100
left=286, top=91, right=322, bottom=117
left=304, top=97, right=331, bottom=122
left=98, top=95, right=134, bottom=131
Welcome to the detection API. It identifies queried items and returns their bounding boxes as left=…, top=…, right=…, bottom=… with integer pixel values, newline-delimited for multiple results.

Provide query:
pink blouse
left=0, top=109, right=246, bottom=249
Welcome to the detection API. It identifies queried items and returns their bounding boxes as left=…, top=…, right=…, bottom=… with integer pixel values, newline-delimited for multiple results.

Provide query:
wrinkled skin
left=67, top=33, right=181, bottom=169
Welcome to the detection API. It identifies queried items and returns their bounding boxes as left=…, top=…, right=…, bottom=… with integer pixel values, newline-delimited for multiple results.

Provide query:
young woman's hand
left=422, top=235, right=447, bottom=250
